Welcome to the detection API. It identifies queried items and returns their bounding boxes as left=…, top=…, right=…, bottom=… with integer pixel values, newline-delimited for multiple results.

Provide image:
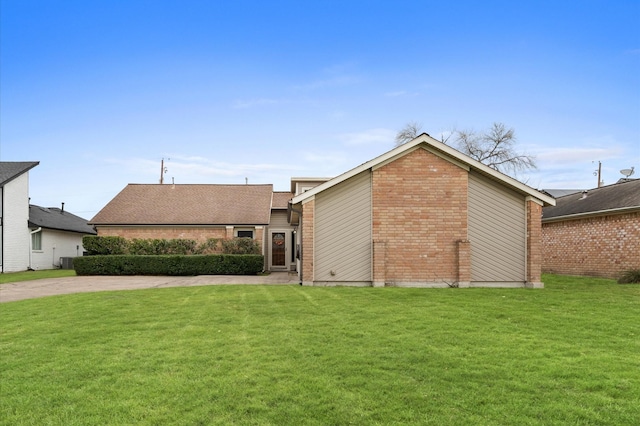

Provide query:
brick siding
left=96, top=226, right=228, bottom=241
left=542, top=211, right=640, bottom=279
left=526, top=200, right=543, bottom=284
left=371, top=148, right=468, bottom=284
left=301, top=200, right=315, bottom=283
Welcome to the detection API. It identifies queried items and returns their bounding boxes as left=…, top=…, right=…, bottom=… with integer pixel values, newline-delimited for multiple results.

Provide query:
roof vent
left=580, top=191, right=588, bottom=200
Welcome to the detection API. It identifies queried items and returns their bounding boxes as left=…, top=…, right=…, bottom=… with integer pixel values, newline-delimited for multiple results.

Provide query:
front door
left=270, top=231, right=288, bottom=271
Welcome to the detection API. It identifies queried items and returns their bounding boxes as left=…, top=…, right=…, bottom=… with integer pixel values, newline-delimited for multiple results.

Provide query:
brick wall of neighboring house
left=542, top=211, right=640, bottom=279
left=371, top=148, right=468, bottom=284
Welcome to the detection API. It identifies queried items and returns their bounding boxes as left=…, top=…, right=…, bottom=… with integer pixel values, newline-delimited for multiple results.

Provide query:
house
left=28, top=204, right=97, bottom=270
left=1, top=161, right=96, bottom=272
left=289, top=134, right=555, bottom=287
left=92, top=134, right=555, bottom=286
left=1, top=162, right=39, bottom=272
left=89, top=184, right=298, bottom=272
left=542, top=179, right=640, bottom=279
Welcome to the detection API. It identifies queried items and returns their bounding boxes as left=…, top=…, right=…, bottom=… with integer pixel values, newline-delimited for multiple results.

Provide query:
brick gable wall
left=371, top=148, right=468, bottom=284
left=542, top=211, right=640, bottom=279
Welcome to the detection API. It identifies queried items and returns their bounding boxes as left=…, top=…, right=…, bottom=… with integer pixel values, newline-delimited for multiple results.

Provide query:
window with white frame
left=31, top=230, right=42, bottom=251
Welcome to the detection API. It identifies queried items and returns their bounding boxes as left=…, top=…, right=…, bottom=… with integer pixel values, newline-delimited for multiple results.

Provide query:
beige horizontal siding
left=468, top=172, right=526, bottom=282
left=315, top=171, right=372, bottom=282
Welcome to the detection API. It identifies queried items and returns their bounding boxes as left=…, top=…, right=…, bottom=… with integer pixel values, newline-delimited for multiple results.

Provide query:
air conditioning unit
left=60, top=257, right=74, bottom=269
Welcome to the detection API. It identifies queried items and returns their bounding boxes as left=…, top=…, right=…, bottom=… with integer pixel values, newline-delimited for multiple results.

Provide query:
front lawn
left=0, top=269, right=76, bottom=284
left=1, top=275, right=638, bottom=425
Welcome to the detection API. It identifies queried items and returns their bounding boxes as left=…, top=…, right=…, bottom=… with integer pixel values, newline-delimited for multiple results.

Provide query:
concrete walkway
left=0, top=272, right=299, bottom=303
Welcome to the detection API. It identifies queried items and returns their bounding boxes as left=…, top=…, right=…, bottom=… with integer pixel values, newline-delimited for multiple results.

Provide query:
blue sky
left=2, top=0, right=639, bottom=219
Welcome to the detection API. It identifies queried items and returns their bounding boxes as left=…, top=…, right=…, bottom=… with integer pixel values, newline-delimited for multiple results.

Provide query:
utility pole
left=160, top=158, right=168, bottom=184
left=594, top=161, right=602, bottom=188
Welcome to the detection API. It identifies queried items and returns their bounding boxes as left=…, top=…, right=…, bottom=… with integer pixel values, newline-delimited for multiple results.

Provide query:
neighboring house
left=28, top=204, right=97, bottom=270
left=542, top=179, right=640, bottom=279
left=89, top=184, right=297, bottom=271
left=0, top=161, right=39, bottom=273
left=290, top=134, right=555, bottom=287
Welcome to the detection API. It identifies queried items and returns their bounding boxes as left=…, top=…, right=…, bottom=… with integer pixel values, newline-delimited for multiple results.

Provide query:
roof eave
left=542, top=205, right=640, bottom=223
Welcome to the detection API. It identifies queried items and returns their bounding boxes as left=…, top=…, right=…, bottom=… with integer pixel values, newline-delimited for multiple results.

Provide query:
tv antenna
left=620, top=167, right=635, bottom=178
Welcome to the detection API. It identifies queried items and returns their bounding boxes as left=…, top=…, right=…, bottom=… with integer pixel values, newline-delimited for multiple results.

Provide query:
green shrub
left=82, top=236, right=128, bottom=255
left=221, top=237, right=261, bottom=255
left=74, top=254, right=264, bottom=276
left=618, top=269, right=640, bottom=284
left=83, top=236, right=252, bottom=256
left=196, top=238, right=221, bottom=254
left=128, top=238, right=198, bottom=255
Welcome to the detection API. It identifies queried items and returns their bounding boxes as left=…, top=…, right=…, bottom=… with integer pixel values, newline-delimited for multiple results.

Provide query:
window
left=237, top=230, right=254, bottom=239
left=31, top=230, right=42, bottom=251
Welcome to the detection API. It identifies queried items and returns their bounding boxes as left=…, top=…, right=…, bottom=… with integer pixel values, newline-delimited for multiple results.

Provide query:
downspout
left=29, top=227, right=41, bottom=271
left=288, top=202, right=303, bottom=284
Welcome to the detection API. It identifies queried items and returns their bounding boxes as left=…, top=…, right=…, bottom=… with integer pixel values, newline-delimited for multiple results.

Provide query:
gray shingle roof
left=543, top=179, right=640, bottom=221
left=29, top=205, right=96, bottom=234
left=90, top=184, right=274, bottom=225
left=0, top=162, right=39, bottom=186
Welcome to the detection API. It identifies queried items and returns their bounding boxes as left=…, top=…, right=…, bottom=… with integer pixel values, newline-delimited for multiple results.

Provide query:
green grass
left=1, top=275, right=638, bottom=425
left=0, top=269, right=76, bottom=284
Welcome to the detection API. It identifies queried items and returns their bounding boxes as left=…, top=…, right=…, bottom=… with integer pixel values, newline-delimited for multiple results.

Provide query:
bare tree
left=456, top=123, right=536, bottom=175
left=394, top=121, right=422, bottom=146
left=395, top=121, right=536, bottom=176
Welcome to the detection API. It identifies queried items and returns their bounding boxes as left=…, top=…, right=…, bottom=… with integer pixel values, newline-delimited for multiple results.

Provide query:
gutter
left=542, top=206, right=640, bottom=223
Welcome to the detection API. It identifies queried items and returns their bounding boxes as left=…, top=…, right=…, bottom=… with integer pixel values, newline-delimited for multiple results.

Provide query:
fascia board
left=542, top=205, right=640, bottom=223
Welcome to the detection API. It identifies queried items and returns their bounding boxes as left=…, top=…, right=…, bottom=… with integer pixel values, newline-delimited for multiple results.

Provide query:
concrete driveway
left=0, top=272, right=299, bottom=303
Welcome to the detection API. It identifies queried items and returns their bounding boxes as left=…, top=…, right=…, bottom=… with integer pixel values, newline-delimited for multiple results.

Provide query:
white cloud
left=338, top=128, right=395, bottom=146
left=302, top=151, right=347, bottom=164
left=104, top=155, right=301, bottom=185
left=532, top=145, right=622, bottom=167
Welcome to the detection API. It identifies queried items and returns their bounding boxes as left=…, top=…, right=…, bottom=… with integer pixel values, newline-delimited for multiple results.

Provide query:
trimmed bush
left=197, top=238, right=221, bottom=254
left=128, top=238, right=198, bottom=255
left=221, top=238, right=261, bottom=254
left=83, top=236, right=128, bottom=255
left=74, top=254, right=264, bottom=276
left=82, top=236, right=255, bottom=256
left=618, top=269, right=640, bottom=284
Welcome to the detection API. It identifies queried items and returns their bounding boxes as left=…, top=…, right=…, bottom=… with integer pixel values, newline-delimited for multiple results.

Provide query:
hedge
left=82, top=236, right=259, bottom=255
left=73, top=254, right=264, bottom=276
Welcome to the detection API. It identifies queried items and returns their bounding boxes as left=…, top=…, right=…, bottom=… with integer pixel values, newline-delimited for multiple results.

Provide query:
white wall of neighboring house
left=2, top=173, right=31, bottom=272
left=30, top=228, right=86, bottom=270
